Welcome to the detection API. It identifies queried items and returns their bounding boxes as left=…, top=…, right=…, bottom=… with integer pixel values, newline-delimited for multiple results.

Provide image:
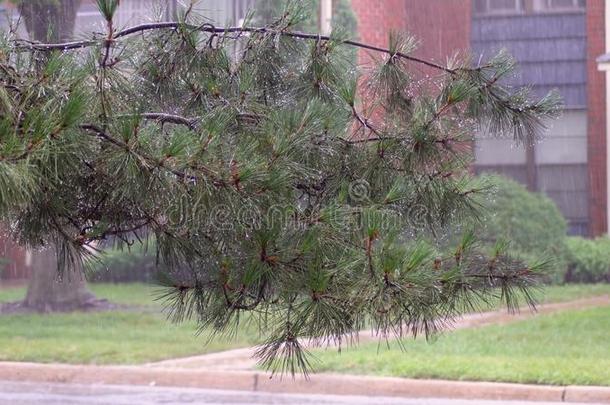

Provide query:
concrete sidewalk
left=0, top=361, right=609, bottom=403
left=1, top=380, right=603, bottom=405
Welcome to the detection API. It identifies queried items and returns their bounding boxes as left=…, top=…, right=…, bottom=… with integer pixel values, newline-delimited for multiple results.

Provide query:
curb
left=1, top=362, right=609, bottom=403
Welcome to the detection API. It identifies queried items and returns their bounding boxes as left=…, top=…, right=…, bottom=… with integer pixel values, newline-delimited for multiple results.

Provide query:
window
left=474, top=0, right=524, bottom=14
left=188, top=0, right=252, bottom=26
left=233, top=0, right=255, bottom=26
left=536, top=0, right=585, bottom=11
left=74, top=0, right=178, bottom=33
left=475, top=0, right=585, bottom=15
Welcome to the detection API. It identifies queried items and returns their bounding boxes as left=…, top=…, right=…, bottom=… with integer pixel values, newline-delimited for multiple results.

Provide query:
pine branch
left=0, top=1, right=559, bottom=377
left=79, top=124, right=225, bottom=186
left=118, top=113, right=198, bottom=130
left=14, top=22, right=454, bottom=74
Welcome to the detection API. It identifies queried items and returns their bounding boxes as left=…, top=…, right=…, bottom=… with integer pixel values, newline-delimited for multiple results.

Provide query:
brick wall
left=0, top=234, right=29, bottom=280
left=352, top=1, right=606, bottom=237
left=351, top=0, right=407, bottom=48
left=404, top=0, right=471, bottom=65
left=587, top=0, right=607, bottom=236
left=351, top=1, right=471, bottom=65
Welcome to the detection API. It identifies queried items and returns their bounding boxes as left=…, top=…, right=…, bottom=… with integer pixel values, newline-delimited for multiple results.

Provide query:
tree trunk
left=19, top=0, right=95, bottom=312
left=20, top=0, right=81, bottom=43
left=23, top=248, right=96, bottom=312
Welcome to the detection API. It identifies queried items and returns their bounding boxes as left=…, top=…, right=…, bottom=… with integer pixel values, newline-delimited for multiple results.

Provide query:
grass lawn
left=532, top=283, right=610, bottom=305
left=0, top=282, right=162, bottom=307
left=470, top=283, right=610, bottom=311
left=2, top=282, right=608, bottom=309
left=314, top=306, right=610, bottom=386
left=0, top=282, right=608, bottom=366
left=0, top=282, right=261, bottom=364
left=0, top=311, right=262, bottom=364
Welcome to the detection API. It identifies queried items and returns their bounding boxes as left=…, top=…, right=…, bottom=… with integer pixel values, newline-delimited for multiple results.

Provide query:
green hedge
left=88, top=243, right=161, bottom=283
left=474, top=174, right=567, bottom=255
left=564, top=236, right=610, bottom=283
left=471, top=174, right=568, bottom=281
left=254, top=0, right=357, bottom=34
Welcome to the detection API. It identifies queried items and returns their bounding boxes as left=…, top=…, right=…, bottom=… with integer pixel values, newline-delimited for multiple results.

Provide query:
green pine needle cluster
left=0, top=0, right=561, bottom=375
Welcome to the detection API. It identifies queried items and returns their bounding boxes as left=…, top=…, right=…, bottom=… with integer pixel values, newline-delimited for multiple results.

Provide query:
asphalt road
left=0, top=381, right=605, bottom=405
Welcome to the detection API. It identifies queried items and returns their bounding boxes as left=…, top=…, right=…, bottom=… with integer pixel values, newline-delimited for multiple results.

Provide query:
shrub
left=564, top=237, right=610, bottom=283
left=470, top=174, right=568, bottom=281
left=88, top=243, right=161, bottom=283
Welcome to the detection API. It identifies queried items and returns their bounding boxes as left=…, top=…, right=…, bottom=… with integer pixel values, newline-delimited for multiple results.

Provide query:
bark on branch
left=14, top=22, right=455, bottom=74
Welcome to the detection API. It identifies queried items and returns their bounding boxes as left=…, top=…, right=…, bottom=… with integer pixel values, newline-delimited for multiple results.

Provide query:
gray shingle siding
left=472, top=11, right=589, bottom=234
left=472, top=12, right=586, bottom=40
left=471, top=12, right=587, bottom=107
left=471, top=39, right=585, bottom=63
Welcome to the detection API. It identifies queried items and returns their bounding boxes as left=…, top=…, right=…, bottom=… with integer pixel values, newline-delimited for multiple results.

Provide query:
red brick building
left=353, top=0, right=472, bottom=63
left=588, top=0, right=608, bottom=236
left=354, top=0, right=605, bottom=237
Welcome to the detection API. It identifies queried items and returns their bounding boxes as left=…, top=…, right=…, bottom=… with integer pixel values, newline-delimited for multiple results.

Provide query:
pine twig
left=14, top=23, right=456, bottom=74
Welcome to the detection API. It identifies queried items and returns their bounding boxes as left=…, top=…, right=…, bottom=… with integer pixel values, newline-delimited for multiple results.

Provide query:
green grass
left=464, top=283, right=610, bottom=313
left=0, top=283, right=608, bottom=366
left=0, top=285, right=25, bottom=304
left=0, top=311, right=262, bottom=365
left=535, top=284, right=610, bottom=305
left=0, top=282, right=161, bottom=307
left=0, top=282, right=262, bottom=364
left=2, top=282, right=608, bottom=308
left=88, top=283, right=165, bottom=307
left=314, top=306, right=610, bottom=386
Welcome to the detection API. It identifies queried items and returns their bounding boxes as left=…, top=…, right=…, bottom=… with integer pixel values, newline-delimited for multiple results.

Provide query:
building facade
left=472, top=1, right=591, bottom=236
left=597, top=0, right=610, bottom=234
left=354, top=0, right=606, bottom=236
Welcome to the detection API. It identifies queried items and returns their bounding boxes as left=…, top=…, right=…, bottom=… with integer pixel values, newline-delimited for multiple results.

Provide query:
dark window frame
left=474, top=0, right=585, bottom=16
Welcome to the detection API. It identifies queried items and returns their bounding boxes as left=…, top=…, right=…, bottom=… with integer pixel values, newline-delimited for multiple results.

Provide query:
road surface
left=0, top=381, right=605, bottom=405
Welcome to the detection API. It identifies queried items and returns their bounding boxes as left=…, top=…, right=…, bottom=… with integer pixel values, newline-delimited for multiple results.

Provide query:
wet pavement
left=0, top=381, right=605, bottom=405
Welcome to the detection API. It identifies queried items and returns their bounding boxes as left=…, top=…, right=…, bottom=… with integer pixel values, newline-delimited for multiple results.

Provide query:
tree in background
left=1, top=0, right=96, bottom=311
left=18, top=0, right=81, bottom=43
left=255, top=0, right=357, bottom=35
left=0, top=0, right=560, bottom=373
left=3, top=0, right=181, bottom=311
left=254, top=0, right=358, bottom=63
